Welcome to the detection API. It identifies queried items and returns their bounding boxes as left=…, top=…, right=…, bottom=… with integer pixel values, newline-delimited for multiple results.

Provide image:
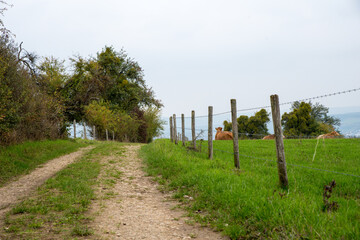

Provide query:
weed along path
left=0, top=146, right=93, bottom=219
left=90, top=144, right=227, bottom=240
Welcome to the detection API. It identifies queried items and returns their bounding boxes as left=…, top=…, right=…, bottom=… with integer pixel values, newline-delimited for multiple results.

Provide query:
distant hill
left=335, top=112, right=360, bottom=137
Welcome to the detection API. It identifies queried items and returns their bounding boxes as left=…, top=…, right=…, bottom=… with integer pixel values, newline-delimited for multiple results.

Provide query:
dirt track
left=0, top=144, right=227, bottom=239
left=90, top=144, right=227, bottom=240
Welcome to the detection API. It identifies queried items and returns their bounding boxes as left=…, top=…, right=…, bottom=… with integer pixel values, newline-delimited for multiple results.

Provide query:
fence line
left=175, top=128, right=333, bottom=139
left=161, top=137, right=360, bottom=179
left=168, top=89, right=360, bottom=181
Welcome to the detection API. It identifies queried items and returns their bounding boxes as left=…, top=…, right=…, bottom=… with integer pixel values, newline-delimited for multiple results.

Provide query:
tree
left=63, top=46, right=162, bottom=121
left=143, top=107, right=164, bottom=143
left=0, top=37, right=163, bottom=144
left=66, top=46, right=163, bottom=143
left=223, top=109, right=270, bottom=139
left=84, top=101, right=140, bottom=142
left=0, top=37, right=67, bottom=145
left=246, top=109, right=270, bottom=138
left=281, top=101, right=340, bottom=137
left=38, top=56, right=68, bottom=95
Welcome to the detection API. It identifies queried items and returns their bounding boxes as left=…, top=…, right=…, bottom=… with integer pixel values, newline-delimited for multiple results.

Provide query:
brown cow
left=262, top=134, right=285, bottom=140
left=215, top=127, right=233, bottom=140
left=316, top=131, right=340, bottom=139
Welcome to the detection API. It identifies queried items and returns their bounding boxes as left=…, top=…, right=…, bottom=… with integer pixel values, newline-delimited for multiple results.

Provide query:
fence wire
left=175, top=87, right=360, bottom=119
left=167, top=87, right=360, bottom=178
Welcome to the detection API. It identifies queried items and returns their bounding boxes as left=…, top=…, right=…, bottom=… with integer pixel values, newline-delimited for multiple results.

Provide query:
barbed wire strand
left=174, top=128, right=326, bottom=139
left=174, top=87, right=360, bottom=119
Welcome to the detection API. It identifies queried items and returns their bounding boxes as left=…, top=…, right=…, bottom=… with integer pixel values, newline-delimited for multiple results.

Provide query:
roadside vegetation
left=0, top=139, right=90, bottom=186
left=0, top=141, right=125, bottom=239
left=0, top=1, right=163, bottom=146
left=141, top=138, right=360, bottom=239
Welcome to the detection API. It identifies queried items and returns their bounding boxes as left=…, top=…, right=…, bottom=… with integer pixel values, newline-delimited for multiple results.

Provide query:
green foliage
left=223, top=109, right=270, bottom=139
left=38, top=56, right=68, bottom=95
left=0, top=38, right=23, bottom=141
left=1, top=18, right=162, bottom=145
left=0, top=37, right=163, bottom=144
left=63, top=46, right=162, bottom=121
left=143, top=107, right=164, bottom=143
left=281, top=101, right=340, bottom=137
left=84, top=101, right=163, bottom=143
left=294, top=101, right=340, bottom=127
left=61, top=46, right=163, bottom=143
left=223, top=120, right=232, bottom=131
left=84, top=101, right=139, bottom=142
left=0, top=38, right=68, bottom=145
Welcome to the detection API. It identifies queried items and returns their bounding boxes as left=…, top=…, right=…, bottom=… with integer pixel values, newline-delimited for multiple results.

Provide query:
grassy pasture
left=141, top=138, right=360, bottom=239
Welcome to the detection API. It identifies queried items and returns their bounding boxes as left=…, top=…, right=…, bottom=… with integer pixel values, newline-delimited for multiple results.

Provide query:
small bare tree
left=186, top=129, right=205, bottom=152
left=0, top=1, right=13, bottom=38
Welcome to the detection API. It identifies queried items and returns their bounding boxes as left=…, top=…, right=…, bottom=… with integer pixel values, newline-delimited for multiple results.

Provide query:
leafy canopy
left=281, top=101, right=340, bottom=137
left=223, top=109, right=270, bottom=139
left=63, top=46, right=162, bottom=121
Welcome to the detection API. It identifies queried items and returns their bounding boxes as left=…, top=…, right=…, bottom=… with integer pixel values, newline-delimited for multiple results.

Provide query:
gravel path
left=90, top=144, right=227, bottom=240
left=0, top=146, right=93, bottom=219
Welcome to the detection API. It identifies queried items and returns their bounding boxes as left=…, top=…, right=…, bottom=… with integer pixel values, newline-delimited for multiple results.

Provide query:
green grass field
left=141, top=138, right=360, bottom=239
left=0, top=139, right=91, bottom=186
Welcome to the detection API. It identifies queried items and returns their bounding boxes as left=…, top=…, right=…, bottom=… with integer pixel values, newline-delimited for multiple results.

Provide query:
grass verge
left=0, top=141, right=125, bottom=239
left=0, top=139, right=91, bottom=186
left=140, top=139, right=360, bottom=239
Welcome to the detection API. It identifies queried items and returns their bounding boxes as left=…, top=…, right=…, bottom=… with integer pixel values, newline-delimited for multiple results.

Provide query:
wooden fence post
left=170, top=116, right=173, bottom=142
left=83, top=122, right=87, bottom=140
left=106, top=129, right=109, bottom=141
left=191, top=110, right=196, bottom=149
left=73, top=120, right=76, bottom=139
left=93, top=125, right=96, bottom=140
left=112, top=131, right=114, bottom=141
left=181, top=114, right=185, bottom=146
left=173, top=114, right=178, bottom=145
left=208, top=106, right=213, bottom=159
left=231, top=99, right=240, bottom=168
left=270, top=94, right=289, bottom=188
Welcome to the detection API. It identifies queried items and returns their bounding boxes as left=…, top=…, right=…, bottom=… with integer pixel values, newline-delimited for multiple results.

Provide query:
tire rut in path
left=91, top=144, right=227, bottom=240
left=0, top=146, right=94, bottom=219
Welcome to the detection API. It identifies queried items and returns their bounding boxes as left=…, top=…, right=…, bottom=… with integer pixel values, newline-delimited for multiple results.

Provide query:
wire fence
left=177, top=87, right=360, bottom=119
left=185, top=138, right=360, bottom=179
left=167, top=88, right=360, bottom=181
left=176, top=127, right=351, bottom=140
left=211, top=143, right=360, bottom=179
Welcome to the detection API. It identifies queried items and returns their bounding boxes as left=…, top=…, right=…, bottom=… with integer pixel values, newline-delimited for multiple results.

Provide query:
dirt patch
left=90, top=144, right=227, bottom=240
left=0, top=146, right=93, bottom=220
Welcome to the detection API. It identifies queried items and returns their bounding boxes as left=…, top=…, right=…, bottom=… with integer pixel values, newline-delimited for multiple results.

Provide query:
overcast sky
left=3, top=0, right=360, bottom=119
